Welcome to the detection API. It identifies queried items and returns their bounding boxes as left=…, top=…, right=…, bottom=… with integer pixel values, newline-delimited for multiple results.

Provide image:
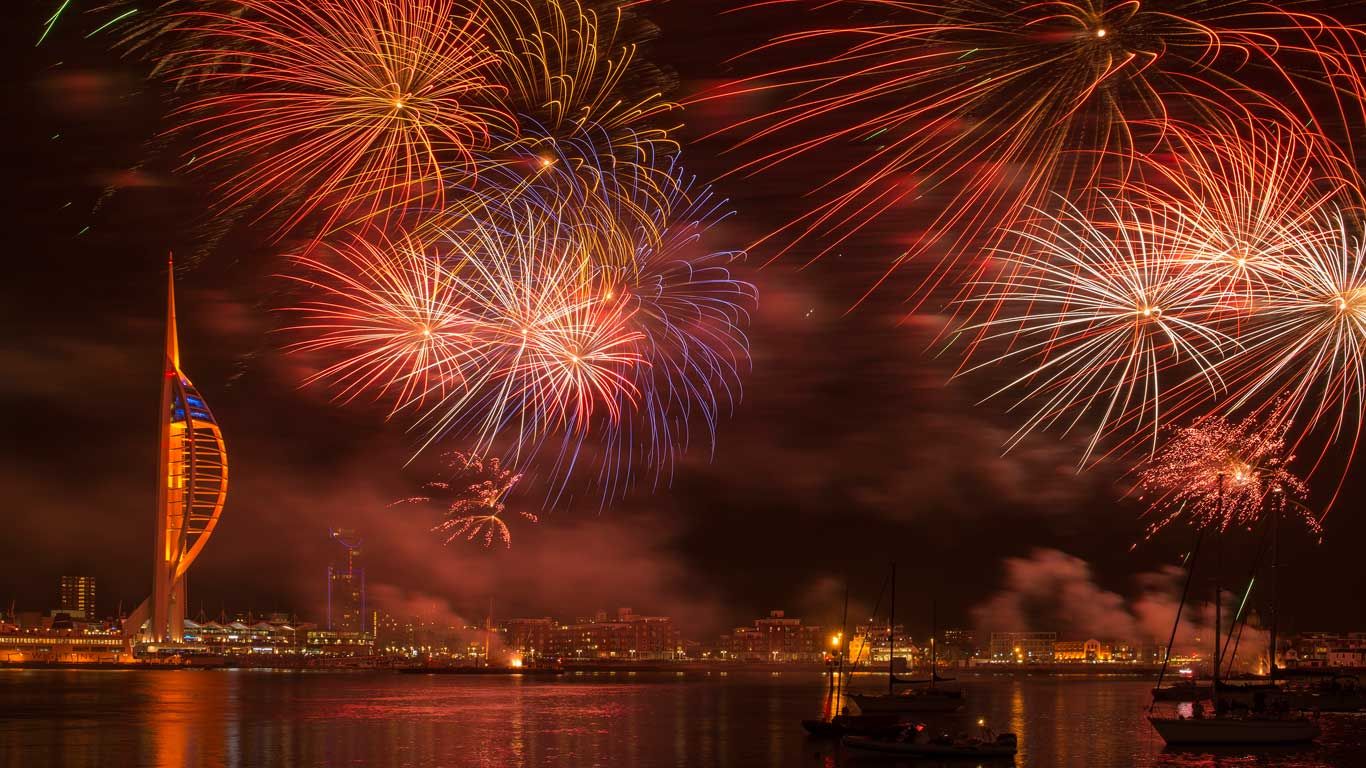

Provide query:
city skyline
left=5, top=0, right=1366, bottom=653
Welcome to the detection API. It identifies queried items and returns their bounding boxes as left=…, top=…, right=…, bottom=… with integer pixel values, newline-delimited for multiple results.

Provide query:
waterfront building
left=719, top=611, right=826, bottom=662
left=548, top=608, right=680, bottom=661
left=58, top=576, right=96, bottom=620
left=305, top=629, right=375, bottom=656
left=988, top=631, right=1058, bottom=662
left=122, top=261, right=230, bottom=645
left=848, top=622, right=916, bottom=668
left=0, top=627, right=125, bottom=664
left=1286, top=632, right=1366, bottom=669
left=373, top=612, right=465, bottom=656
left=181, top=618, right=313, bottom=655
left=938, top=628, right=979, bottom=666
left=1053, top=638, right=1113, bottom=662
left=503, top=617, right=554, bottom=661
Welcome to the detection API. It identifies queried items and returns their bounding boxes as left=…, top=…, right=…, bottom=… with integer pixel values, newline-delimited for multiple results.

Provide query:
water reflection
left=144, top=669, right=240, bottom=768
left=0, top=671, right=1361, bottom=767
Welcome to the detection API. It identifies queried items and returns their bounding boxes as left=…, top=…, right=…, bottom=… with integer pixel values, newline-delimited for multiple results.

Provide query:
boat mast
left=930, top=598, right=937, bottom=690
left=1151, top=524, right=1205, bottom=711
left=888, top=561, right=896, bottom=696
left=1212, top=475, right=1224, bottom=712
left=485, top=596, right=494, bottom=667
left=836, top=579, right=849, bottom=714
left=1269, top=487, right=1282, bottom=679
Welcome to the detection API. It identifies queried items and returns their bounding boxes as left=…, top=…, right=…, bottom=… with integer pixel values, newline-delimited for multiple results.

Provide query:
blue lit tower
left=327, top=529, right=366, bottom=634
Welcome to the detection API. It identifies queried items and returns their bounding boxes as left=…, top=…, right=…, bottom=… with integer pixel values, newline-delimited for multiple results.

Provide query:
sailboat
left=848, top=566, right=965, bottom=715
left=803, top=579, right=917, bottom=737
left=1148, top=490, right=1319, bottom=745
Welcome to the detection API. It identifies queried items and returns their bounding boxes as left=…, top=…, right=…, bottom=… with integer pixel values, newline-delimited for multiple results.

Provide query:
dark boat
left=1147, top=713, right=1319, bottom=745
left=1151, top=680, right=1211, bottom=702
left=1280, top=675, right=1366, bottom=712
left=801, top=713, right=909, bottom=739
left=845, top=722, right=1018, bottom=758
left=848, top=687, right=966, bottom=713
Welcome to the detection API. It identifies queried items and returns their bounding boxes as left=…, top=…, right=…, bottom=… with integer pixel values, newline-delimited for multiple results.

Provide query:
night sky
left=4, top=1, right=1365, bottom=643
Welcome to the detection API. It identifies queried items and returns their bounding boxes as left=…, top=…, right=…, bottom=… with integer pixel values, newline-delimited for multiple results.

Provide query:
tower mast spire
left=122, top=257, right=229, bottom=647
left=166, top=253, right=180, bottom=370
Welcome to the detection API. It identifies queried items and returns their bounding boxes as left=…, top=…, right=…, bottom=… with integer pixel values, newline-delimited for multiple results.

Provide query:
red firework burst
left=703, top=0, right=1366, bottom=308
left=170, top=0, right=510, bottom=238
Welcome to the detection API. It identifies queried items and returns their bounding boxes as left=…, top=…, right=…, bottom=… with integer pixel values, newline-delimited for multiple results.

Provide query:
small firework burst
left=396, top=451, right=533, bottom=548
left=1136, top=411, right=1314, bottom=536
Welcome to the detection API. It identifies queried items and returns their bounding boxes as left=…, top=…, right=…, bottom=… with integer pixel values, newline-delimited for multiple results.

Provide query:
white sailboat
left=1148, top=489, right=1319, bottom=746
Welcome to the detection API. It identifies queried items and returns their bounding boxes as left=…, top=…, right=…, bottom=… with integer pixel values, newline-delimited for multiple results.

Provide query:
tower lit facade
left=123, top=260, right=229, bottom=644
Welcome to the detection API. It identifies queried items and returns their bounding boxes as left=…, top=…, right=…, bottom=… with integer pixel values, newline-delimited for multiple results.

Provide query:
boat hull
left=1148, top=716, right=1319, bottom=745
left=1151, top=684, right=1211, bottom=702
left=848, top=692, right=964, bottom=713
left=801, top=715, right=905, bottom=739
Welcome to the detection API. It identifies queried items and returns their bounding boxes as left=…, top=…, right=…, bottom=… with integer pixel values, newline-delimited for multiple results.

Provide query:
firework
left=1136, top=411, right=1313, bottom=535
left=168, top=0, right=510, bottom=238
left=283, top=161, right=752, bottom=501
left=594, top=178, right=755, bottom=496
left=1211, top=215, right=1366, bottom=499
left=1123, top=116, right=1360, bottom=308
left=483, top=0, right=678, bottom=152
left=397, top=452, right=532, bottom=548
left=704, top=0, right=1366, bottom=307
left=433, top=0, right=684, bottom=251
left=955, top=195, right=1236, bottom=464
left=281, top=232, right=476, bottom=414
left=421, top=206, right=648, bottom=462
left=427, top=126, right=678, bottom=271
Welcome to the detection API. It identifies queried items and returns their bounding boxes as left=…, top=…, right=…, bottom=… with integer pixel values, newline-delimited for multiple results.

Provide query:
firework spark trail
left=576, top=174, right=756, bottom=499
left=955, top=195, right=1237, bottom=466
left=484, top=0, right=679, bottom=152
left=1199, top=215, right=1366, bottom=511
left=1120, top=115, right=1360, bottom=309
left=95, top=1, right=247, bottom=78
left=281, top=232, right=479, bottom=414
left=394, top=452, right=531, bottom=548
left=1136, top=410, right=1314, bottom=536
left=415, top=206, right=648, bottom=467
left=167, top=0, right=511, bottom=239
left=701, top=0, right=1366, bottom=310
left=38, top=1, right=74, bottom=46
